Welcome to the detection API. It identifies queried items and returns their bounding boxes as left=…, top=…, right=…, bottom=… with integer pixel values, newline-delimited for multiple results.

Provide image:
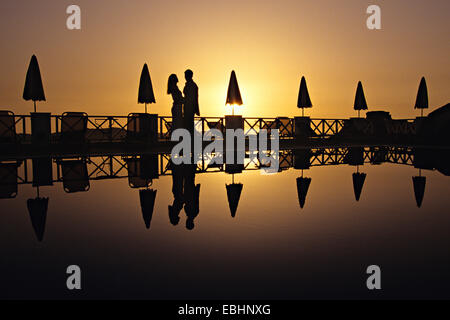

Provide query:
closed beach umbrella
left=23, top=55, right=46, bottom=112
left=139, top=189, right=157, bottom=229
left=27, top=197, right=48, bottom=242
left=226, top=181, right=243, bottom=218
left=354, top=81, right=368, bottom=117
left=297, top=76, right=312, bottom=117
left=414, top=77, right=428, bottom=117
left=226, top=70, right=243, bottom=115
left=138, top=63, right=156, bottom=113
left=412, top=175, right=426, bottom=208
left=352, top=172, right=367, bottom=202
left=296, top=176, right=311, bottom=209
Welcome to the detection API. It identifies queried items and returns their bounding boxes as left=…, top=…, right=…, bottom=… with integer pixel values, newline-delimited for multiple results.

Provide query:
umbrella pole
left=358, top=110, right=360, bottom=118
left=145, top=103, right=147, bottom=114
left=302, top=108, right=304, bottom=117
left=37, top=186, right=40, bottom=198
left=34, top=101, right=37, bottom=113
left=232, top=105, right=234, bottom=116
left=421, top=109, right=423, bottom=117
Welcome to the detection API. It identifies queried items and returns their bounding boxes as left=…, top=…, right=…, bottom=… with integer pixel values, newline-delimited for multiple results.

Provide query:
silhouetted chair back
left=0, top=162, right=18, bottom=199
left=0, top=111, right=16, bottom=143
left=60, top=159, right=90, bottom=193
left=61, top=112, right=88, bottom=143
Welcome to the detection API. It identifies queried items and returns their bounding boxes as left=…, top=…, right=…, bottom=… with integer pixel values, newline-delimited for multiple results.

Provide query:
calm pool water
left=1, top=150, right=449, bottom=299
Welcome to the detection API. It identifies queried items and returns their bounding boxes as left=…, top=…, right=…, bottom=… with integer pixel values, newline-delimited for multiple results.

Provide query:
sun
left=226, top=103, right=244, bottom=116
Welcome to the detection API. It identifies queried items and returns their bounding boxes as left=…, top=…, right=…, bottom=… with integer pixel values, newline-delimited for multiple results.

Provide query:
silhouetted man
left=183, top=69, right=200, bottom=135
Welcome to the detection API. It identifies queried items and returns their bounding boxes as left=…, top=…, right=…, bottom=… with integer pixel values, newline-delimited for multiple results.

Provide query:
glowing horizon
left=0, top=0, right=448, bottom=119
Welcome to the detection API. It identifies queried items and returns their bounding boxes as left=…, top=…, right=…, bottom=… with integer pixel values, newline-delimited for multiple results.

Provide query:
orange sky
left=0, top=0, right=448, bottom=118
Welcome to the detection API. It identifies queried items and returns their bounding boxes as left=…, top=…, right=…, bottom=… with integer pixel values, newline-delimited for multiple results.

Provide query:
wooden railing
left=1, top=112, right=422, bottom=145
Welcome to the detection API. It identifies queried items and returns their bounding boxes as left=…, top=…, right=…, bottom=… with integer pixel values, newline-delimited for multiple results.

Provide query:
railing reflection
left=1, top=146, right=448, bottom=192
left=1, top=146, right=449, bottom=241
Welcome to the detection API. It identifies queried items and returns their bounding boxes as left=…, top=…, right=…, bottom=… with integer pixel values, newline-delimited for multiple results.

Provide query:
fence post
left=294, top=116, right=311, bottom=140
left=55, top=116, right=58, bottom=138
left=202, top=117, right=205, bottom=137
left=22, top=116, right=26, bottom=142
left=108, top=116, right=113, bottom=142
left=31, top=112, right=51, bottom=145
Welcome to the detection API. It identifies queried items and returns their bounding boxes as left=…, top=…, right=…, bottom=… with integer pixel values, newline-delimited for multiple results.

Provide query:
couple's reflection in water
left=167, top=154, right=244, bottom=229
left=168, top=160, right=200, bottom=230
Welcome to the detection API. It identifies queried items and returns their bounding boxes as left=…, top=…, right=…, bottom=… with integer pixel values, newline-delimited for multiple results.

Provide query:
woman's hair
left=167, top=74, right=178, bottom=94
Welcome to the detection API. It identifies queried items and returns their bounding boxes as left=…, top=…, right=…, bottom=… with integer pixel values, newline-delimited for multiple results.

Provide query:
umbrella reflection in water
left=126, top=156, right=158, bottom=229
left=226, top=174, right=243, bottom=218
left=27, top=157, right=53, bottom=242
left=412, top=169, right=426, bottom=208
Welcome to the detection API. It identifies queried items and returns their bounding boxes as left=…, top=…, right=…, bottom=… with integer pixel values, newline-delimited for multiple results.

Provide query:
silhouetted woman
left=167, top=74, right=184, bottom=131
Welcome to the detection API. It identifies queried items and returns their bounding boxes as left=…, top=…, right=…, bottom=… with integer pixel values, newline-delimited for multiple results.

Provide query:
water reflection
left=126, top=155, right=159, bottom=228
left=344, top=147, right=367, bottom=201
left=1, top=146, right=449, bottom=241
left=184, top=164, right=200, bottom=230
left=27, top=194, right=48, bottom=242
left=168, top=160, right=183, bottom=226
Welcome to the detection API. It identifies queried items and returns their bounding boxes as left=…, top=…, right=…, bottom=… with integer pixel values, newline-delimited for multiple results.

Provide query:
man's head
left=184, top=69, right=193, bottom=81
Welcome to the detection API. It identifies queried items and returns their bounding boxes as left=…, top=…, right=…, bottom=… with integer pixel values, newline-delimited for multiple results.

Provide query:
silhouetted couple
left=167, top=69, right=200, bottom=134
left=168, top=161, right=200, bottom=230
